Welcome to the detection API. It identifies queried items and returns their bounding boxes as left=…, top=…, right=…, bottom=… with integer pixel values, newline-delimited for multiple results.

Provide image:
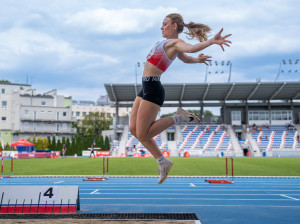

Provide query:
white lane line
left=80, top=193, right=300, bottom=195
left=81, top=203, right=300, bottom=208
left=80, top=198, right=292, bottom=201
left=90, top=189, right=100, bottom=194
left=80, top=189, right=300, bottom=191
left=189, top=183, right=196, bottom=187
left=53, top=181, right=64, bottom=184
left=280, top=194, right=299, bottom=200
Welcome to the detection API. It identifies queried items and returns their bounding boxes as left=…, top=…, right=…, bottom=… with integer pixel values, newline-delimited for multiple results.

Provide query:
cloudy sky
left=1, top=0, right=300, bottom=108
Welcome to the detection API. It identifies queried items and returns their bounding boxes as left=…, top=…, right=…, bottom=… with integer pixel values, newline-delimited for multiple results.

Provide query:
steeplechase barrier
left=205, top=156, right=234, bottom=184
left=1, top=157, right=13, bottom=179
left=83, top=156, right=109, bottom=181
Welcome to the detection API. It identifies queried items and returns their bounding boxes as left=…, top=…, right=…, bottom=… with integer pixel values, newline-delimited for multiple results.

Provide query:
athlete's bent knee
left=136, top=133, right=151, bottom=142
left=129, top=126, right=137, bottom=137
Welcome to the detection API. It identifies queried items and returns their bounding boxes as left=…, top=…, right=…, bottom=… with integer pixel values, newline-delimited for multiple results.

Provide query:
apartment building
left=72, top=96, right=129, bottom=121
left=0, top=82, right=75, bottom=144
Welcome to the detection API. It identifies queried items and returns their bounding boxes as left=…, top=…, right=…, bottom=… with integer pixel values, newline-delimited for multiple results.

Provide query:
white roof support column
left=269, top=82, right=286, bottom=100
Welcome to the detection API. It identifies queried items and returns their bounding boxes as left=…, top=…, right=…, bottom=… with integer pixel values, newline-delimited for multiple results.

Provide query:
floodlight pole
left=135, top=62, right=139, bottom=85
left=275, top=59, right=299, bottom=82
left=275, top=61, right=282, bottom=82
left=227, top=62, right=232, bottom=83
left=205, top=66, right=208, bottom=83
left=206, top=60, right=232, bottom=83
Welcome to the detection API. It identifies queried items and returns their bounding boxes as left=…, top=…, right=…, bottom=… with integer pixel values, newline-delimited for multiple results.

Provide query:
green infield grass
left=2, top=157, right=300, bottom=176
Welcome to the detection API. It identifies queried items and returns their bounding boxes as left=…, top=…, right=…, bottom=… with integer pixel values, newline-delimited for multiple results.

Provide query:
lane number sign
left=41, top=186, right=58, bottom=201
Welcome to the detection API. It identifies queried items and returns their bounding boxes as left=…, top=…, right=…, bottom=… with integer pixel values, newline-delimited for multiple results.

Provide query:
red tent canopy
left=11, top=138, right=34, bottom=147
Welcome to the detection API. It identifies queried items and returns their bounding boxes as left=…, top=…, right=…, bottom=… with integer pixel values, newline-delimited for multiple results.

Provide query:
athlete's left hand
left=197, top=53, right=211, bottom=65
left=211, top=28, right=232, bottom=51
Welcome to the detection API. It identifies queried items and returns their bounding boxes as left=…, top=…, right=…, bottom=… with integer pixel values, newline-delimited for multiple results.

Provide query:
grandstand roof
left=105, top=82, right=300, bottom=107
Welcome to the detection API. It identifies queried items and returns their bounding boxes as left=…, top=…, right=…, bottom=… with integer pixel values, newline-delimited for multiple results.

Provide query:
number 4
left=44, top=187, right=54, bottom=198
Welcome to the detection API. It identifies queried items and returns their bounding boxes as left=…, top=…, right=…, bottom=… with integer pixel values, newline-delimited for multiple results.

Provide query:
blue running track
left=1, top=176, right=300, bottom=224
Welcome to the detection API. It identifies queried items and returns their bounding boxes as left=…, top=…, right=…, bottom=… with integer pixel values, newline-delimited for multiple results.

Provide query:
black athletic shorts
left=137, top=76, right=165, bottom=107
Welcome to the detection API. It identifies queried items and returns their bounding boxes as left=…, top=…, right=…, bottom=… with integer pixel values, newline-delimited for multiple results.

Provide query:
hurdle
left=83, top=156, right=109, bottom=181
left=1, top=157, right=13, bottom=179
left=205, top=156, right=234, bottom=184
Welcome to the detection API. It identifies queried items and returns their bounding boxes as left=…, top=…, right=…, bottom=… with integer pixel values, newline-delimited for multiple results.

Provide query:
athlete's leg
left=129, top=96, right=143, bottom=137
left=135, top=100, right=174, bottom=158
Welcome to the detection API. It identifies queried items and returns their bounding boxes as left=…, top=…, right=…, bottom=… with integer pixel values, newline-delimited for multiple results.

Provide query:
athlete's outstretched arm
left=175, top=28, right=232, bottom=53
left=178, top=52, right=211, bottom=65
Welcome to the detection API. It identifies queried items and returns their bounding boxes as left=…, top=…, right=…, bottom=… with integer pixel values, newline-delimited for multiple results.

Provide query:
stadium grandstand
left=105, top=81, right=300, bottom=157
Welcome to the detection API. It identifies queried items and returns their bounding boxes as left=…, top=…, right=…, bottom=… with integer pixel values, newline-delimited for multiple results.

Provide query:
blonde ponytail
left=184, top=22, right=211, bottom=42
left=166, top=13, right=211, bottom=42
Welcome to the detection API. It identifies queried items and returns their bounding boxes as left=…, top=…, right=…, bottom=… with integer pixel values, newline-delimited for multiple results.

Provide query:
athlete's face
left=161, top=17, right=177, bottom=38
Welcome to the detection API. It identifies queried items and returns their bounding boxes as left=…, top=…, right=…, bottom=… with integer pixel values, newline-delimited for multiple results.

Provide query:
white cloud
left=0, top=28, right=117, bottom=71
left=57, top=87, right=107, bottom=101
left=1, top=0, right=300, bottom=102
left=65, top=7, right=177, bottom=35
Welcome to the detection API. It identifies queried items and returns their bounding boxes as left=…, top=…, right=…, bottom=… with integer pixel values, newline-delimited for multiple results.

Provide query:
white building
left=0, top=82, right=75, bottom=145
left=72, top=97, right=129, bottom=121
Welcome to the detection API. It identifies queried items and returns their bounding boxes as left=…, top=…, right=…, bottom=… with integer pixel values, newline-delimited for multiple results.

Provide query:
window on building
left=24, top=122, right=29, bottom=128
left=271, top=110, right=292, bottom=121
left=76, top=112, right=80, bottom=116
left=2, top=101, right=7, bottom=109
left=82, top=112, right=86, bottom=116
left=56, top=124, right=59, bottom=131
left=232, top=111, right=241, bottom=121
left=41, top=101, right=46, bottom=106
left=62, top=123, right=67, bottom=129
left=248, top=111, right=269, bottom=121
left=24, top=110, right=29, bottom=116
left=167, top=133, right=175, bottom=141
left=41, top=110, right=45, bottom=113
left=288, top=111, right=292, bottom=120
left=1, top=117, right=6, bottom=121
left=63, top=112, right=67, bottom=116
left=1, top=89, right=5, bottom=94
left=107, top=113, right=111, bottom=117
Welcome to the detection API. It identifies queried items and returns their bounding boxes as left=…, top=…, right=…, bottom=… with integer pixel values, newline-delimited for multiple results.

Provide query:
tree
left=65, top=138, right=71, bottom=155
left=32, top=134, right=37, bottom=145
left=51, top=136, right=56, bottom=150
left=75, top=136, right=82, bottom=156
left=204, top=110, right=213, bottom=117
left=42, top=138, right=49, bottom=150
left=35, top=137, right=43, bottom=150
left=47, top=137, right=51, bottom=149
left=99, top=136, right=104, bottom=149
left=104, top=136, right=110, bottom=151
left=56, top=139, right=62, bottom=152
left=0, top=80, right=11, bottom=84
left=76, top=112, right=112, bottom=137
left=4, top=143, right=10, bottom=151
left=62, top=137, right=66, bottom=146
left=70, top=136, right=76, bottom=155
left=35, top=137, right=49, bottom=150
left=161, top=111, right=176, bottom=118
left=161, top=109, right=202, bottom=118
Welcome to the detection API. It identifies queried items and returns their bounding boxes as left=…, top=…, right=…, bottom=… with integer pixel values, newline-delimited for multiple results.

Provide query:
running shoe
left=157, top=159, right=174, bottom=184
left=177, top=108, right=201, bottom=123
